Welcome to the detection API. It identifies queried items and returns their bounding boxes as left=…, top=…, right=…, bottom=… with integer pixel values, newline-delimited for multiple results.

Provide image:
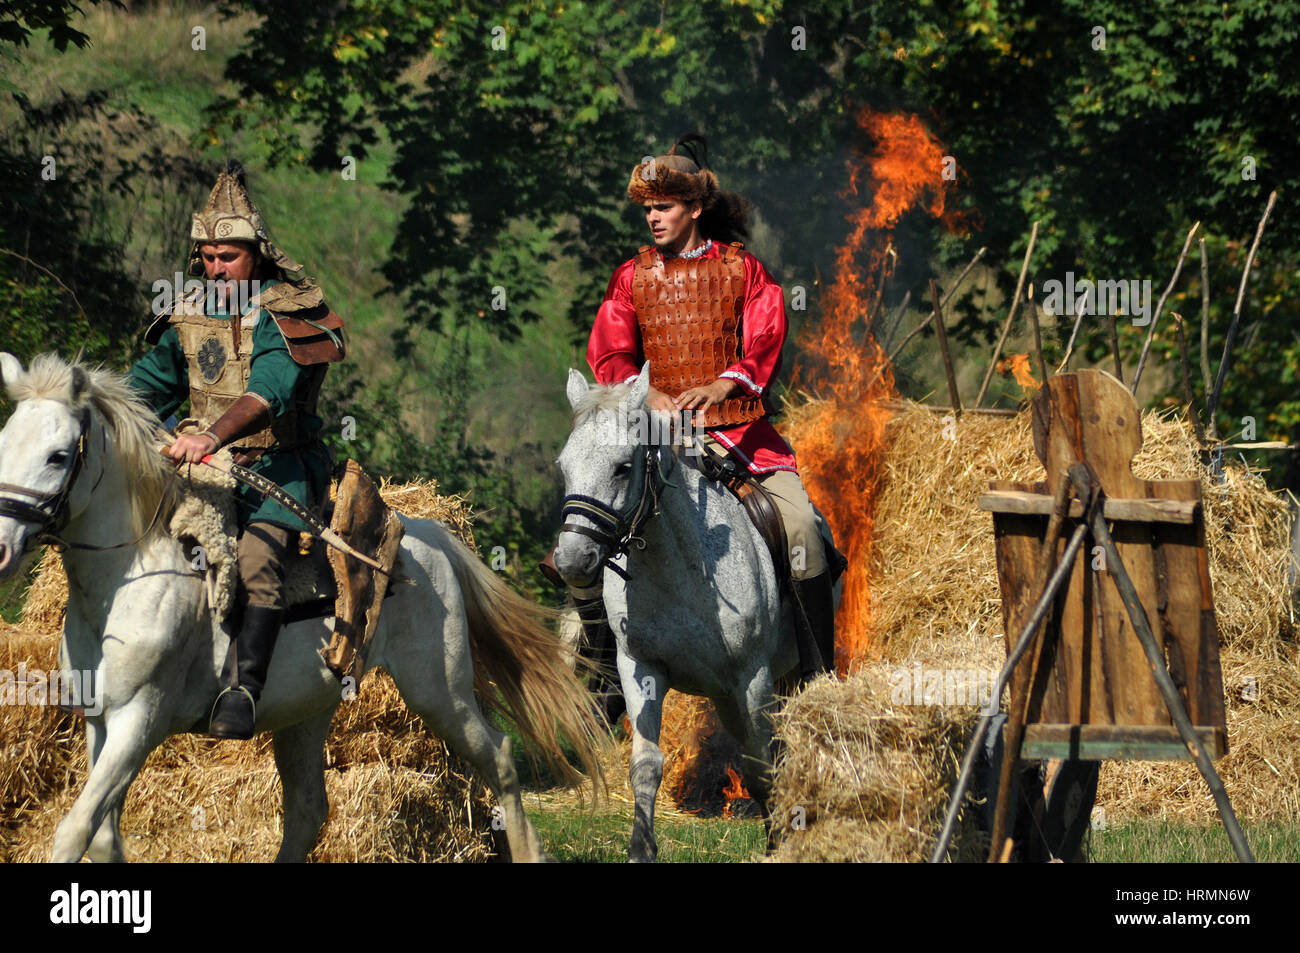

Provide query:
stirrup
left=208, top=685, right=257, bottom=738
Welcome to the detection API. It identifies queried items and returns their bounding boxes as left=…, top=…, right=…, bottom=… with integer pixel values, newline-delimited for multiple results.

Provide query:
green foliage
left=0, top=0, right=121, bottom=51
left=214, top=0, right=1300, bottom=446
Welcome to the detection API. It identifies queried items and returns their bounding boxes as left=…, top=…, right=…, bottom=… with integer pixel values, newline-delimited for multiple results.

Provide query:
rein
left=560, top=442, right=675, bottom=581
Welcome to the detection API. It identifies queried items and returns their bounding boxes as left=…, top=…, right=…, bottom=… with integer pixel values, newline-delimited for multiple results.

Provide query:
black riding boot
left=793, top=572, right=837, bottom=683
left=209, top=605, right=284, bottom=739
left=573, top=595, right=626, bottom=726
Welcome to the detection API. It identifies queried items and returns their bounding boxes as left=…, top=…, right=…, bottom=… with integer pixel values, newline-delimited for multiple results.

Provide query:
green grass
left=527, top=799, right=767, bottom=863
left=1089, top=819, right=1300, bottom=863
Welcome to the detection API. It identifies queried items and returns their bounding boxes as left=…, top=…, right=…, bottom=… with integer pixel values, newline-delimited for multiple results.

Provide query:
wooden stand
left=980, top=370, right=1227, bottom=760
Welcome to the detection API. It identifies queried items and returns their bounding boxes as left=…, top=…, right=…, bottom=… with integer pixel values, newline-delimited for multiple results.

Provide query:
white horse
left=554, top=365, right=836, bottom=862
left=0, top=352, right=604, bottom=862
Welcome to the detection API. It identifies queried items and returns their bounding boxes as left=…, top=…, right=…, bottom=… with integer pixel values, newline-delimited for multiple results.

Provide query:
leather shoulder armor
left=270, top=308, right=346, bottom=366
left=257, top=281, right=345, bottom=365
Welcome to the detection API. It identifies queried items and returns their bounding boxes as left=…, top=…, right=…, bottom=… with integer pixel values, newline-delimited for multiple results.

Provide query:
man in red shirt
left=582, top=136, right=837, bottom=683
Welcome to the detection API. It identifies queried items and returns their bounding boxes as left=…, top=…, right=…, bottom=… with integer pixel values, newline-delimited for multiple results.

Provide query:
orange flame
left=721, top=766, right=750, bottom=818
left=997, top=352, right=1040, bottom=395
left=788, top=109, right=960, bottom=672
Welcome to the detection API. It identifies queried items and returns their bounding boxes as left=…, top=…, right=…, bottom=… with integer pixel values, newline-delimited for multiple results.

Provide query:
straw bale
left=771, top=401, right=1298, bottom=860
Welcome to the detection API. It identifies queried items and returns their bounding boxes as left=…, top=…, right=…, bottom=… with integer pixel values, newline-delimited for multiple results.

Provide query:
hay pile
left=1, top=478, right=500, bottom=862
left=770, top=401, right=1298, bottom=861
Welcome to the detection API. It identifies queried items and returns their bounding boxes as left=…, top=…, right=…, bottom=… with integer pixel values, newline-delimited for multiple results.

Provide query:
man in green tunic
left=128, top=161, right=344, bottom=739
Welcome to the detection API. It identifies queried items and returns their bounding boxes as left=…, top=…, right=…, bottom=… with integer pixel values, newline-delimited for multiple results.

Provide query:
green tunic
left=127, top=280, right=331, bottom=533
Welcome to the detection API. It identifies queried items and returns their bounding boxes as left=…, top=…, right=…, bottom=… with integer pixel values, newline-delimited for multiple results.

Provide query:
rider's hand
left=674, top=378, right=738, bottom=414
left=162, top=432, right=218, bottom=465
left=646, top=386, right=678, bottom=415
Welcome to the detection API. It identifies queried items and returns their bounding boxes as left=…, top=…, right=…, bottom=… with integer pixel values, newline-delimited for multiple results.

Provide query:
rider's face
left=200, top=242, right=257, bottom=304
left=643, top=199, right=703, bottom=255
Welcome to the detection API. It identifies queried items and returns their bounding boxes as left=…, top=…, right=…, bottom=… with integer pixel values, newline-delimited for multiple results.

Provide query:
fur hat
left=187, top=160, right=308, bottom=285
left=626, top=133, right=720, bottom=207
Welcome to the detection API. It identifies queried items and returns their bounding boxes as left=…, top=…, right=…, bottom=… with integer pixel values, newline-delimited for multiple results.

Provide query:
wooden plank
left=978, top=490, right=1198, bottom=524
left=1147, top=478, right=1228, bottom=736
left=1022, top=724, right=1226, bottom=761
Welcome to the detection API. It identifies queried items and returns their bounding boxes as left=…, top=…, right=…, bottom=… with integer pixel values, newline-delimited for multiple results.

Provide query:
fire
left=788, top=109, right=960, bottom=672
left=997, top=352, right=1040, bottom=395
left=721, top=766, right=751, bottom=818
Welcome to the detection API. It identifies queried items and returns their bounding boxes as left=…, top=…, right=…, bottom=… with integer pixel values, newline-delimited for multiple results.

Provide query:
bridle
left=560, top=442, right=675, bottom=581
left=0, top=404, right=168, bottom=553
left=0, top=405, right=100, bottom=552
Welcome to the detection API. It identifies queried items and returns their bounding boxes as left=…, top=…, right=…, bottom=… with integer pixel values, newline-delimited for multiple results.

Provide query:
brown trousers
left=238, top=521, right=293, bottom=610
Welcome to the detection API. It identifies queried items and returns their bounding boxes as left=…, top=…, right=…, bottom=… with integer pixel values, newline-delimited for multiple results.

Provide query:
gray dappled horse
left=0, top=352, right=604, bottom=862
left=555, top=364, right=836, bottom=861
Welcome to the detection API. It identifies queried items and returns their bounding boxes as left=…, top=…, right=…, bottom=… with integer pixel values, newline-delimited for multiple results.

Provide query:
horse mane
left=5, top=353, right=176, bottom=537
left=570, top=379, right=642, bottom=425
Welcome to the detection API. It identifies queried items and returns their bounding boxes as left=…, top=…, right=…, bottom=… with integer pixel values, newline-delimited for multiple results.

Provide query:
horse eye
left=614, top=462, right=632, bottom=477
left=47, top=451, right=69, bottom=466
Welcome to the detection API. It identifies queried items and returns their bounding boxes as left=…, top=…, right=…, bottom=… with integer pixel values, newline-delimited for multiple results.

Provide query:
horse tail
left=440, top=531, right=609, bottom=795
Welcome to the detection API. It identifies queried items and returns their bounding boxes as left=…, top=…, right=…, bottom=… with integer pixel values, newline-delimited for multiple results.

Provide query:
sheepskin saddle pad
left=166, top=446, right=336, bottom=626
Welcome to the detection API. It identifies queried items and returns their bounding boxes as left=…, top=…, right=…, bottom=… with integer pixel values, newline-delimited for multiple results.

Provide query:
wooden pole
left=930, top=511, right=1093, bottom=863
left=1131, top=221, right=1200, bottom=394
left=976, top=222, right=1039, bottom=407
left=869, top=246, right=987, bottom=390
left=1058, top=305, right=1087, bottom=374
left=1173, top=312, right=1208, bottom=446
left=930, top=278, right=962, bottom=416
left=1207, top=191, right=1277, bottom=436
left=867, top=245, right=895, bottom=333
left=1108, top=313, right=1123, bottom=386
left=988, top=472, right=1072, bottom=860
left=1027, top=297, right=1048, bottom=387
left=1069, top=462, right=1253, bottom=863
left=1198, top=238, right=1212, bottom=399
left=882, top=289, right=911, bottom=351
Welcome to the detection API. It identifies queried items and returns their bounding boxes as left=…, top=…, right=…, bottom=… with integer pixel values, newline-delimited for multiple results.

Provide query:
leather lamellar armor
left=630, top=241, right=765, bottom=430
left=155, top=287, right=345, bottom=451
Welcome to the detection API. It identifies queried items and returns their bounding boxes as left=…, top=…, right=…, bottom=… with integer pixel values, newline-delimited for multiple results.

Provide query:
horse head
left=0, top=352, right=100, bottom=577
left=554, top=363, right=674, bottom=588
left=0, top=352, right=170, bottom=578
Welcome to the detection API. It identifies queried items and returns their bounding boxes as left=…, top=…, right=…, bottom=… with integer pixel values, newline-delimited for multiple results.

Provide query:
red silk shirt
left=587, top=241, right=798, bottom=474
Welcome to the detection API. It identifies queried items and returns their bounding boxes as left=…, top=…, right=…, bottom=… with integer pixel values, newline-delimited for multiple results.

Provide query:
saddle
left=170, top=451, right=403, bottom=688
left=693, top=443, right=846, bottom=586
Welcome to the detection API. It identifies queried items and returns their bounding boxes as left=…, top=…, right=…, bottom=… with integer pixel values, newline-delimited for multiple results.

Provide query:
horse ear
left=69, top=365, right=90, bottom=404
left=627, top=362, right=651, bottom=409
left=0, top=352, right=22, bottom=396
left=565, top=368, right=590, bottom=410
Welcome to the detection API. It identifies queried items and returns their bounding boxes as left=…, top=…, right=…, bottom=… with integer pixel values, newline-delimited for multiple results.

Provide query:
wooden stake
left=867, top=244, right=895, bottom=333
left=976, top=222, right=1039, bottom=407
left=1199, top=238, right=1212, bottom=400
left=882, top=289, right=911, bottom=351
left=930, top=279, right=962, bottom=415
left=1131, top=221, right=1200, bottom=394
left=1028, top=297, right=1048, bottom=387
left=869, top=247, right=987, bottom=390
left=1173, top=312, right=1207, bottom=446
left=1108, top=313, right=1123, bottom=386
left=1207, top=190, right=1277, bottom=436
left=987, top=472, right=1072, bottom=861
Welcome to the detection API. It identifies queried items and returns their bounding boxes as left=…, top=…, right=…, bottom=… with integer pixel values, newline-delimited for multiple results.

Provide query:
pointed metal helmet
left=187, top=160, right=308, bottom=284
